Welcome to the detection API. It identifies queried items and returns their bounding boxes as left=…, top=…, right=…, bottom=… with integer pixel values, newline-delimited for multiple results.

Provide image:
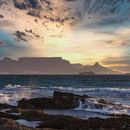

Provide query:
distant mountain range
left=0, top=57, right=119, bottom=74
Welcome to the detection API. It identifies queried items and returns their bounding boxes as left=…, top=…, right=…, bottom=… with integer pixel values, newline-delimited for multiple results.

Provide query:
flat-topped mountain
left=0, top=57, right=119, bottom=74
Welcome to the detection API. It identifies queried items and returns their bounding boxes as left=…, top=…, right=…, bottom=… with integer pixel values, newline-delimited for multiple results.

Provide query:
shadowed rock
left=53, top=91, right=81, bottom=109
left=18, top=97, right=54, bottom=109
left=18, top=91, right=82, bottom=109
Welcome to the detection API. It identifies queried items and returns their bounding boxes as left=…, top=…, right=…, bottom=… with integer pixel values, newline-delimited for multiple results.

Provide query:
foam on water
left=16, top=119, right=42, bottom=128
left=1, top=84, right=130, bottom=117
left=75, top=98, right=130, bottom=116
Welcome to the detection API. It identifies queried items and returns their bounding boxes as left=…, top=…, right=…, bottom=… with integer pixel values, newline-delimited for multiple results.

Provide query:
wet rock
left=98, top=99, right=108, bottom=104
left=18, top=91, right=90, bottom=109
left=0, top=117, right=33, bottom=130
left=53, top=91, right=81, bottom=109
left=18, top=97, right=54, bottom=109
left=20, top=110, right=45, bottom=121
left=0, top=103, right=15, bottom=110
left=38, top=116, right=130, bottom=130
left=0, top=112, right=19, bottom=120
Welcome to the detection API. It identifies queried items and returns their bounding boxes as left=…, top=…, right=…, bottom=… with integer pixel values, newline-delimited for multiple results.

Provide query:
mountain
left=0, top=57, right=119, bottom=74
left=81, top=62, right=119, bottom=74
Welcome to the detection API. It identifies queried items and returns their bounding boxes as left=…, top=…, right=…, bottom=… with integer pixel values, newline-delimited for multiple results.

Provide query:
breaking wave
left=0, top=84, right=130, bottom=116
left=75, top=98, right=130, bottom=116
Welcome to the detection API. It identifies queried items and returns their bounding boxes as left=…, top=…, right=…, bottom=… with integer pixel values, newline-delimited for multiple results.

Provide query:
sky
left=0, top=0, right=130, bottom=73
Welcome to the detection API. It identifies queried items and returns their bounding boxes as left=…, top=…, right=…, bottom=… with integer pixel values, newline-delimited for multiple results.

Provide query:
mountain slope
left=80, top=62, right=119, bottom=74
left=0, top=57, right=119, bottom=74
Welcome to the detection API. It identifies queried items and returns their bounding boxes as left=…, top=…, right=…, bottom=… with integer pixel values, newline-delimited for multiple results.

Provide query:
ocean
left=0, top=75, right=130, bottom=119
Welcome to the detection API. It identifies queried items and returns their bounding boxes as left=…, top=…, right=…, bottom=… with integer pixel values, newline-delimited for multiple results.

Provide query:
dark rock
left=18, top=91, right=90, bottom=109
left=18, top=97, right=54, bottom=109
left=53, top=91, right=81, bottom=109
left=0, top=112, right=19, bottom=120
left=6, top=108, right=23, bottom=114
left=0, top=103, right=15, bottom=110
left=38, top=116, right=130, bottom=130
left=20, top=110, right=46, bottom=121
left=98, top=99, right=110, bottom=105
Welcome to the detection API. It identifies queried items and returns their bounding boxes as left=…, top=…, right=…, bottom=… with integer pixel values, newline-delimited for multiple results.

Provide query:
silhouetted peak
left=93, top=62, right=101, bottom=67
left=0, top=57, right=118, bottom=74
left=3, top=57, right=15, bottom=62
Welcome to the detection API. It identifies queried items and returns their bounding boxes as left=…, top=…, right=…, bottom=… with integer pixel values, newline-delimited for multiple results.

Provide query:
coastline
left=0, top=90, right=130, bottom=130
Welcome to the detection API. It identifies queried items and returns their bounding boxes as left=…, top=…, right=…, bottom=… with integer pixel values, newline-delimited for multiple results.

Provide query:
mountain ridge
left=0, top=57, right=119, bottom=74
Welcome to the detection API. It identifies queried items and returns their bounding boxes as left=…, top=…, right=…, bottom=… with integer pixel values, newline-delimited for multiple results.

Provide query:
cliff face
left=0, top=57, right=118, bottom=74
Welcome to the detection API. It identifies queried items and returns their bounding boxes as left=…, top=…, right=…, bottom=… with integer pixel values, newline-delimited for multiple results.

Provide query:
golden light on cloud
left=0, top=0, right=130, bottom=73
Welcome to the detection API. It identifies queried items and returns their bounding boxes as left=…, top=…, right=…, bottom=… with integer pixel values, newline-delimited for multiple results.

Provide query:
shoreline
left=0, top=91, right=130, bottom=130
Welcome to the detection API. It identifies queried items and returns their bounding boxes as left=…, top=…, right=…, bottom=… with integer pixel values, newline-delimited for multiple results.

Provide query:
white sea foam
left=16, top=119, right=42, bottom=128
left=75, top=98, right=130, bottom=116
left=4, top=84, right=130, bottom=94
left=1, top=84, right=130, bottom=116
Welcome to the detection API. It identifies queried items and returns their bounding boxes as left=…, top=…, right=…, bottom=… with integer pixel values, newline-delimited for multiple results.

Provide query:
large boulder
left=18, top=91, right=89, bottom=109
left=18, top=97, right=54, bottom=109
left=53, top=91, right=81, bottom=109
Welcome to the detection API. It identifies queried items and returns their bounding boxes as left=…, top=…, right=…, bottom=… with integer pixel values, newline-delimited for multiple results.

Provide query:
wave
left=1, top=84, right=130, bottom=116
left=75, top=98, right=130, bottom=116
left=4, top=84, right=130, bottom=93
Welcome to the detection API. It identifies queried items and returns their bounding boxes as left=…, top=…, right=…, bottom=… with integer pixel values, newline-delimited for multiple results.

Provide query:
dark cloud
left=102, top=56, right=130, bottom=72
left=0, top=30, right=30, bottom=58
left=102, top=56, right=130, bottom=65
left=106, top=39, right=130, bottom=47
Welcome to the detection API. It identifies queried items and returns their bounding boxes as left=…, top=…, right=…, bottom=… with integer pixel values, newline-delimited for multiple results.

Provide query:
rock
left=0, top=118, right=33, bottom=130
left=0, top=112, right=19, bottom=120
left=98, top=99, right=108, bottom=104
left=0, top=103, right=15, bottom=110
left=38, top=116, right=130, bottom=130
left=53, top=91, right=81, bottom=109
left=18, top=91, right=90, bottom=109
left=20, top=110, right=46, bottom=121
left=18, top=97, right=54, bottom=109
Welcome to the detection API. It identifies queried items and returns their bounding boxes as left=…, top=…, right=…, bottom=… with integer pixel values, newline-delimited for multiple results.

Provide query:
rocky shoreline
left=0, top=91, right=130, bottom=130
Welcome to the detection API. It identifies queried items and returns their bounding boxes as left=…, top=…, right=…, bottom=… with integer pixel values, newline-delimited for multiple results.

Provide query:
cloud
left=111, top=65, right=130, bottom=73
left=102, top=56, right=130, bottom=65
left=102, top=56, right=130, bottom=72
left=0, top=30, right=33, bottom=58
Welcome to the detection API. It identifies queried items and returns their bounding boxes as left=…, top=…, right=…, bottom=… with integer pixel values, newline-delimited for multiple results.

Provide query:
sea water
left=0, top=75, right=130, bottom=118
